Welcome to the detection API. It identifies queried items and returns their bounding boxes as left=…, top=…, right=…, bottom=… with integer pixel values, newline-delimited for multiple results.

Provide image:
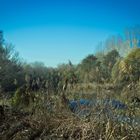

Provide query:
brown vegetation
left=0, top=27, right=140, bottom=139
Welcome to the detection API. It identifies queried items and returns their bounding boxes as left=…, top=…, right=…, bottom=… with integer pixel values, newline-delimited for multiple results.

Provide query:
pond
left=68, top=99, right=140, bottom=125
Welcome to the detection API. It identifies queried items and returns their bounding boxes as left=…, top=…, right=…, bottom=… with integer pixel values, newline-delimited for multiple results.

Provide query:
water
left=68, top=99, right=127, bottom=112
left=68, top=99, right=140, bottom=125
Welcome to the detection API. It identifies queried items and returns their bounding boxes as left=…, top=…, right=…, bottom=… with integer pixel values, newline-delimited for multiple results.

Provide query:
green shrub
left=112, top=48, right=140, bottom=83
left=11, top=86, right=29, bottom=107
left=11, top=88, right=21, bottom=107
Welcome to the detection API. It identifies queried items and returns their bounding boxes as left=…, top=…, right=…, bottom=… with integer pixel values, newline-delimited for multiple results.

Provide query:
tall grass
left=26, top=83, right=140, bottom=140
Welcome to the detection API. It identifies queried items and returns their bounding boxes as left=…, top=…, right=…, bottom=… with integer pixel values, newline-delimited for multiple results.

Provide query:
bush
left=112, top=48, right=140, bottom=83
left=11, top=86, right=29, bottom=107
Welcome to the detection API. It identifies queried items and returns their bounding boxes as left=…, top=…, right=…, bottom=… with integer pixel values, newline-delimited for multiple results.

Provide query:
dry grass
left=31, top=103, right=140, bottom=140
left=28, top=84, right=140, bottom=140
left=0, top=82, right=140, bottom=140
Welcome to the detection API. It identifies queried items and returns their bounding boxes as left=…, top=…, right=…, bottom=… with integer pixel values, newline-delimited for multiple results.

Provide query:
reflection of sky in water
left=69, top=99, right=126, bottom=112
left=68, top=99, right=139, bottom=125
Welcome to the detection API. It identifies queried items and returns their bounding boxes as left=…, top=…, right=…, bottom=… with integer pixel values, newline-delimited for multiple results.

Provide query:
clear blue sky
left=0, top=0, right=140, bottom=67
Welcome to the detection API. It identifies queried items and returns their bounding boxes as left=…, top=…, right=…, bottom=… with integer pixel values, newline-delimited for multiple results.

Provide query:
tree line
left=0, top=25, right=140, bottom=96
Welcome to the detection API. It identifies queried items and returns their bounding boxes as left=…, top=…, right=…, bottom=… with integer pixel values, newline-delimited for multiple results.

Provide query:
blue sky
left=0, top=0, right=140, bottom=67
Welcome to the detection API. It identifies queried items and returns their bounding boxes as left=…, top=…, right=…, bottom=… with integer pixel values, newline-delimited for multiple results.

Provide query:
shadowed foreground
left=0, top=83, right=140, bottom=140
